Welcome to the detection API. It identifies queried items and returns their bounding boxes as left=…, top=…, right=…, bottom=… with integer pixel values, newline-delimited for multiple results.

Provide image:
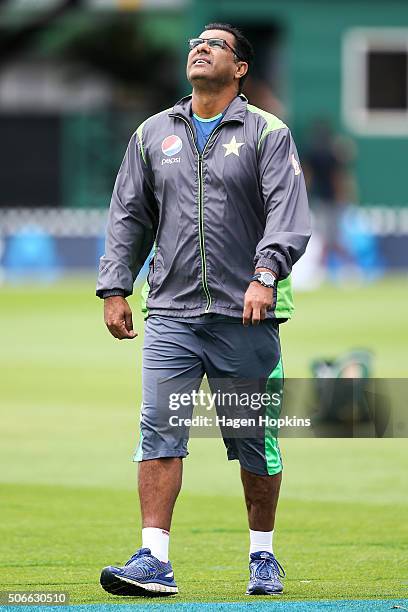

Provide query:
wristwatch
left=251, top=271, right=276, bottom=288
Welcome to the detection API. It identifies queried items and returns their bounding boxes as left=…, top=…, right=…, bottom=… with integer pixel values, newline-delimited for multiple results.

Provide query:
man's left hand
left=242, top=268, right=276, bottom=326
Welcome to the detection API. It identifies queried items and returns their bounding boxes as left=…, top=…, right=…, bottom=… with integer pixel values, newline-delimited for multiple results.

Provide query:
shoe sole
left=246, top=587, right=283, bottom=595
left=100, top=568, right=178, bottom=597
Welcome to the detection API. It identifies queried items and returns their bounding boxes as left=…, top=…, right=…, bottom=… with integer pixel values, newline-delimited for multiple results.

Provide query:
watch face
left=262, top=272, right=275, bottom=286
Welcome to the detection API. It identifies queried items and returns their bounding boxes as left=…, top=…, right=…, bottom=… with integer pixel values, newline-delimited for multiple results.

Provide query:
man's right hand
left=104, top=296, right=137, bottom=340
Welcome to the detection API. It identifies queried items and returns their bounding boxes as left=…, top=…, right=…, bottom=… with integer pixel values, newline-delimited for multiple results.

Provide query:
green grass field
left=0, top=276, right=407, bottom=604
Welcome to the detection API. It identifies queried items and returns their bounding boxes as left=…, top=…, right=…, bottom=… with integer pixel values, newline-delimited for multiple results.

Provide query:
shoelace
left=125, top=549, right=163, bottom=573
left=252, top=556, right=286, bottom=581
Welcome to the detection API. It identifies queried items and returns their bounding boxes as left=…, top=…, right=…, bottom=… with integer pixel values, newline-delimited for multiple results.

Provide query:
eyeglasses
left=188, top=38, right=243, bottom=61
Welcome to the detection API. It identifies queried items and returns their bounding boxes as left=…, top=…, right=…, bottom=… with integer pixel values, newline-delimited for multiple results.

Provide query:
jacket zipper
left=172, top=114, right=235, bottom=313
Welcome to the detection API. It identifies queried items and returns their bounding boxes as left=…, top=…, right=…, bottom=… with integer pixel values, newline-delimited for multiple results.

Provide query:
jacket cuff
left=98, top=289, right=126, bottom=299
left=254, top=256, right=280, bottom=278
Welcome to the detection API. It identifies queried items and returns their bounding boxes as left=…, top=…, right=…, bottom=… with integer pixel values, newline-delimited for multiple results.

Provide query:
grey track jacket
left=96, top=94, right=311, bottom=319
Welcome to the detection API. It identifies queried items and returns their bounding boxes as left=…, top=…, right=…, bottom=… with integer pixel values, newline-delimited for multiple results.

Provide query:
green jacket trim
left=246, top=104, right=287, bottom=149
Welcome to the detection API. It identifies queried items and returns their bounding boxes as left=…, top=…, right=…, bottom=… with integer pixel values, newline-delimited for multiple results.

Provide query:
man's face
left=186, top=29, right=244, bottom=90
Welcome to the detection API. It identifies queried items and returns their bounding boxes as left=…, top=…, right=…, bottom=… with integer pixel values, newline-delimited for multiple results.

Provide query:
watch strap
left=251, top=272, right=275, bottom=288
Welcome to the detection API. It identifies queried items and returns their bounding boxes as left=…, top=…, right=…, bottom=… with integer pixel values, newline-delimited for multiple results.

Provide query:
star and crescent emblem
left=222, top=135, right=244, bottom=157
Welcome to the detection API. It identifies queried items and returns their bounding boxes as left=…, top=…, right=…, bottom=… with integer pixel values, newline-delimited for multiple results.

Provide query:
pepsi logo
left=162, top=135, right=183, bottom=156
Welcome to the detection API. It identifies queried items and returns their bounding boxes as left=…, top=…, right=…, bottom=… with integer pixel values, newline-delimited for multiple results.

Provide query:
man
left=303, top=118, right=356, bottom=274
left=96, top=23, right=311, bottom=597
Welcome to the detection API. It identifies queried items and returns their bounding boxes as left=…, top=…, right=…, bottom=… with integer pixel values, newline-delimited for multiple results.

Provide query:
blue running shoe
left=246, top=550, right=285, bottom=595
left=100, top=547, right=178, bottom=596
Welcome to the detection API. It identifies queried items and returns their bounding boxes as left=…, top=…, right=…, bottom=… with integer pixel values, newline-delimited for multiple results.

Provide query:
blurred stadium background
left=1, top=0, right=408, bottom=280
left=1, top=0, right=407, bottom=604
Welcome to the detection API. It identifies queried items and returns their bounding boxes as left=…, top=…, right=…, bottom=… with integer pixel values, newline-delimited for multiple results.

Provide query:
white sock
left=142, top=527, right=169, bottom=563
left=249, top=529, right=274, bottom=557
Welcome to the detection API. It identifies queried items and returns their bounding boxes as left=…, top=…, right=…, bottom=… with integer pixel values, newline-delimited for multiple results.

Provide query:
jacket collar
left=170, top=93, right=247, bottom=124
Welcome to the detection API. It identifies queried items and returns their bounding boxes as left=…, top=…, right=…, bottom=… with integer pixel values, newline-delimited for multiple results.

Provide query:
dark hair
left=203, top=22, right=254, bottom=92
